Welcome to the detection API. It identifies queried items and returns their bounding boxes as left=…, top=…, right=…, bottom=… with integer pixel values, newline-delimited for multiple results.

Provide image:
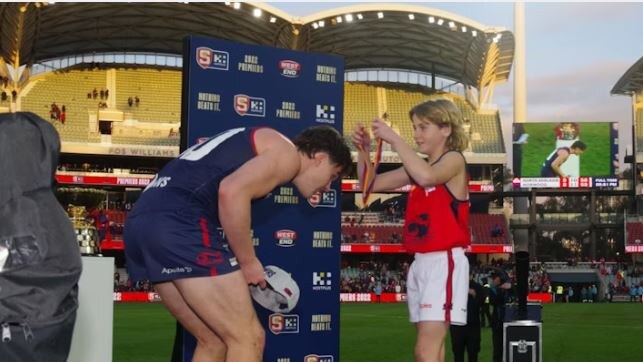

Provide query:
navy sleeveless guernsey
left=540, top=147, right=569, bottom=177
left=124, top=127, right=265, bottom=282
left=130, top=127, right=260, bottom=220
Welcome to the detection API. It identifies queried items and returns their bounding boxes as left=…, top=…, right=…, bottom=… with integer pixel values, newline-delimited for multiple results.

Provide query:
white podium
left=68, top=256, right=114, bottom=362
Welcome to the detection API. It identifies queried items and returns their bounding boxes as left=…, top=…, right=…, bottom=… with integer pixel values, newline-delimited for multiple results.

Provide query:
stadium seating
left=342, top=83, right=506, bottom=154
left=469, top=213, right=510, bottom=244
left=341, top=224, right=404, bottom=244
left=21, top=69, right=106, bottom=142
left=450, top=96, right=504, bottom=153
left=626, top=221, right=643, bottom=243
left=114, top=68, right=181, bottom=123
left=111, top=123, right=178, bottom=146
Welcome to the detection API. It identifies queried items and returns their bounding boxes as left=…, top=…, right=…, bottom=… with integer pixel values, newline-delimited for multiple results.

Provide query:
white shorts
left=407, top=247, right=469, bottom=325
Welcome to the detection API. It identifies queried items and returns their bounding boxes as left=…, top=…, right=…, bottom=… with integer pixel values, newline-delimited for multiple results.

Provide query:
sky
left=271, top=1, right=643, bottom=169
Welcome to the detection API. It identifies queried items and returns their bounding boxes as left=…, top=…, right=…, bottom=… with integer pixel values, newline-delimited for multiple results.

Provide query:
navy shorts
left=124, top=209, right=240, bottom=283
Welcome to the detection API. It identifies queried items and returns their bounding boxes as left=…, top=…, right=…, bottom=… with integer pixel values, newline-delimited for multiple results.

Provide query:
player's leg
left=415, top=321, right=448, bottom=362
left=408, top=252, right=450, bottom=362
left=174, top=272, right=265, bottom=362
left=154, top=281, right=226, bottom=362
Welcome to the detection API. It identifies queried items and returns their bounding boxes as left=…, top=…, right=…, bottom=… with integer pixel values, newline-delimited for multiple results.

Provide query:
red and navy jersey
left=130, top=127, right=263, bottom=220
left=402, top=156, right=471, bottom=253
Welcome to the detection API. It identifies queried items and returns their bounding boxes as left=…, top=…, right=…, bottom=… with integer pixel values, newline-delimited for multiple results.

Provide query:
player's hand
left=351, top=124, right=371, bottom=151
left=371, top=118, right=400, bottom=145
left=241, top=257, right=266, bottom=289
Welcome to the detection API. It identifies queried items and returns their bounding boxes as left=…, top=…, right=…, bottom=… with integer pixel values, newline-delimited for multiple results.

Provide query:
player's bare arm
left=376, top=120, right=464, bottom=191
left=218, top=129, right=300, bottom=287
left=551, top=150, right=570, bottom=177
left=351, top=122, right=411, bottom=193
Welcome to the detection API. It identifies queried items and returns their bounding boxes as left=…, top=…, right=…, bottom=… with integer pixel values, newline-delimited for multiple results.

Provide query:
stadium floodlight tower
left=502, top=5, right=543, bottom=362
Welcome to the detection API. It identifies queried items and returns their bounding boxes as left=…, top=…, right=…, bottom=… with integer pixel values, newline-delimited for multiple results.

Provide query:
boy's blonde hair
left=408, top=98, right=469, bottom=152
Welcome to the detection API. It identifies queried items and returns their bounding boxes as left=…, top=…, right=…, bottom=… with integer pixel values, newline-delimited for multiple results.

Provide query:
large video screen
left=512, top=122, right=618, bottom=188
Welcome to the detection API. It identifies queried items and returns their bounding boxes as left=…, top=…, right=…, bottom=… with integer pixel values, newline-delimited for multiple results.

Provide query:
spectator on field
left=580, top=286, right=588, bottom=303
left=565, top=286, right=574, bottom=303
left=590, top=284, right=597, bottom=303
left=630, top=284, right=639, bottom=302
left=374, top=280, right=382, bottom=303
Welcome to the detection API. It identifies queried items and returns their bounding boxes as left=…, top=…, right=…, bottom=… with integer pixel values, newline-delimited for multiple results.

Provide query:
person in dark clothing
left=0, top=112, right=82, bottom=362
left=489, top=268, right=512, bottom=362
left=480, top=277, right=492, bottom=327
left=450, top=271, right=485, bottom=362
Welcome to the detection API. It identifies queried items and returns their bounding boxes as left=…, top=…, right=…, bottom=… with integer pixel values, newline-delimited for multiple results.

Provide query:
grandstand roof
left=612, top=57, right=643, bottom=95
left=0, top=2, right=514, bottom=91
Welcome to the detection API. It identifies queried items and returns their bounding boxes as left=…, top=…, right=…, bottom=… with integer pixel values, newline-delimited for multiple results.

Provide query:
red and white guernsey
left=402, top=182, right=471, bottom=253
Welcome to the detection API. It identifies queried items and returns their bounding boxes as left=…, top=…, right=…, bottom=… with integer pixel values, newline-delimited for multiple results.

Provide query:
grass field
left=114, top=302, right=643, bottom=362
left=520, top=122, right=612, bottom=177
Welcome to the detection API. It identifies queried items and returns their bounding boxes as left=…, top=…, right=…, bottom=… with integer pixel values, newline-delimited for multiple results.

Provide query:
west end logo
left=275, top=229, right=297, bottom=247
left=279, top=60, right=301, bottom=77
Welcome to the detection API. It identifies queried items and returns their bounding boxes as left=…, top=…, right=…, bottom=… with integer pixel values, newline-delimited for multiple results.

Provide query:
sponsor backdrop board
left=180, top=36, right=343, bottom=362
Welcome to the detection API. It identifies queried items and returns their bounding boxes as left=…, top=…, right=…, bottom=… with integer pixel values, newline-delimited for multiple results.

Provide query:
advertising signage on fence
left=340, top=243, right=513, bottom=254
left=181, top=36, right=344, bottom=362
left=512, top=122, right=618, bottom=189
left=341, top=180, right=496, bottom=193
left=56, top=174, right=153, bottom=187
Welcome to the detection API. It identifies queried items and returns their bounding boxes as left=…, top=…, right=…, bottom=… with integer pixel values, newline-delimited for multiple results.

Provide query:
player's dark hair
left=570, top=140, right=587, bottom=150
left=293, top=125, right=353, bottom=177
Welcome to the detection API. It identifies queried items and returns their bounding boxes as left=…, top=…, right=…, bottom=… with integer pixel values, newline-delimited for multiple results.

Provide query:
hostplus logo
left=195, top=47, right=229, bottom=70
left=312, top=272, right=332, bottom=291
left=315, top=104, right=335, bottom=124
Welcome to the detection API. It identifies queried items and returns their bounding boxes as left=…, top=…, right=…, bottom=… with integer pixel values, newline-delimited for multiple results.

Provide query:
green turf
left=520, top=123, right=612, bottom=177
left=114, top=303, right=643, bottom=362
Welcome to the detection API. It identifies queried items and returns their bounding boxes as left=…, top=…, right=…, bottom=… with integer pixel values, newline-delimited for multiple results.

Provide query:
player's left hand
left=371, top=118, right=400, bottom=145
left=241, top=256, right=266, bottom=289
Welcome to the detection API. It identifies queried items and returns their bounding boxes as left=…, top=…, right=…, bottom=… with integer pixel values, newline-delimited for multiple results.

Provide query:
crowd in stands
left=0, top=75, right=9, bottom=88
left=88, top=87, right=109, bottom=100
left=50, top=102, right=67, bottom=123
left=341, top=259, right=410, bottom=293
left=127, top=95, right=140, bottom=107
left=114, top=271, right=154, bottom=293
